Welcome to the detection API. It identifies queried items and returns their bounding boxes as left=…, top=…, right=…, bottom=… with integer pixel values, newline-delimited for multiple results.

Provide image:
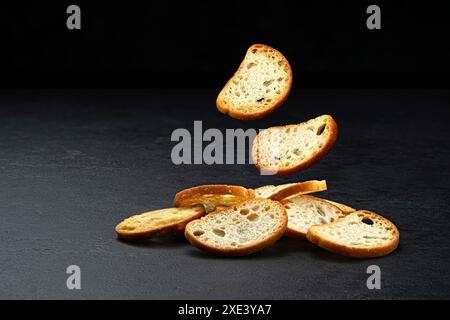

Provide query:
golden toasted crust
left=184, top=199, right=287, bottom=256
left=282, top=195, right=344, bottom=240
left=116, top=206, right=205, bottom=241
left=284, top=229, right=307, bottom=240
left=306, top=210, right=400, bottom=258
left=252, top=115, right=338, bottom=176
left=216, top=44, right=293, bottom=120
left=173, top=185, right=254, bottom=206
left=173, top=185, right=255, bottom=212
left=256, top=180, right=327, bottom=201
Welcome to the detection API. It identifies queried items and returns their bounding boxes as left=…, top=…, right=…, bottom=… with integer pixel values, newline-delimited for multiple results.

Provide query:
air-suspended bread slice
left=173, top=185, right=255, bottom=213
left=185, top=198, right=287, bottom=256
left=252, top=115, right=337, bottom=176
left=306, top=210, right=400, bottom=258
left=116, top=205, right=205, bottom=241
left=255, top=180, right=327, bottom=201
left=282, top=195, right=345, bottom=239
left=217, top=44, right=293, bottom=120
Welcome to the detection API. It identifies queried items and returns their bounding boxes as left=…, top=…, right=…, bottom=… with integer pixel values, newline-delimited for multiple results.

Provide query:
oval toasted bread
left=306, top=210, right=400, bottom=258
left=173, top=185, right=255, bottom=213
left=216, top=44, right=293, bottom=120
left=185, top=198, right=287, bottom=256
left=116, top=205, right=205, bottom=241
left=252, top=115, right=338, bottom=176
left=255, top=180, right=327, bottom=201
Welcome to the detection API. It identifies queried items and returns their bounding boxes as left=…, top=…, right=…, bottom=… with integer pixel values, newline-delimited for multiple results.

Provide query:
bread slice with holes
left=217, top=44, right=293, bottom=120
left=307, top=210, right=400, bottom=258
left=255, top=180, right=327, bottom=201
left=282, top=195, right=345, bottom=239
left=116, top=205, right=205, bottom=241
left=321, top=199, right=355, bottom=214
left=252, top=115, right=337, bottom=175
left=173, top=185, right=255, bottom=213
left=185, top=198, right=287, bottom=256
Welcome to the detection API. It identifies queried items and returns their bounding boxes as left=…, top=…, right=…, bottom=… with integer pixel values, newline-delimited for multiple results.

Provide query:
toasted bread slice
left=216, top=44, right=293, bottom=120
left=116, top=205, right=205, bottom=241
left=321, top=199, right=356, bottom=214
left=185, top=198, right=287, bottom=256
left=282, top=195, right=345, bottom=239
left=173, top=185, right=255, bottom=213
left=307, top=210, right=400, bottom=258
left=255, top=180, right=327, bottom=201
left=252, top=115, right=338, bottom=175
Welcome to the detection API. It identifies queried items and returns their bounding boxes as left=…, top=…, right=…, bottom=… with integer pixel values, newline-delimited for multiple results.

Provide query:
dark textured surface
left=0, top=89, right=449, bottom=299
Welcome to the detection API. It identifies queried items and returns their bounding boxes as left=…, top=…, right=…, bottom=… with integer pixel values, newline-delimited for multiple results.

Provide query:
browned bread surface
left=252, top=115, right=338, bottom=176
left=217, top=44, right=293, bottom=120
left=185, top=198, right=287, bottom=256
left=173, top=185, right=255, bottom=212
left=307, top=210, right=400, bottom=258
left=116, top=205, right=205, bottom=241
left=255, top=180, right=327, bottom=201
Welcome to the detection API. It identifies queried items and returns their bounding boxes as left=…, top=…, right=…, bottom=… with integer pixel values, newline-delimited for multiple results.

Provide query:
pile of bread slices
left=116, top=181, right=399, bottom=258
left=115, top=44, right=399, bottom=258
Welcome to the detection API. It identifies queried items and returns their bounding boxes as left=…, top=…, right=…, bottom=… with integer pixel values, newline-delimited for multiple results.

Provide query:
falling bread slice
left=282, top=195, right=345, bottom=239
left=185, top=198, right=287, bottom=256
left=306, top=210, right=400, bottom=258
left=252, top=115, right=338, bottom=176
left=116, top=205, right=205, bottom=241
left=255, top=180, right=327, bottom=201
left=216, top=44, right=293, bottom=120
left=173, top=185, right=255, bottom=213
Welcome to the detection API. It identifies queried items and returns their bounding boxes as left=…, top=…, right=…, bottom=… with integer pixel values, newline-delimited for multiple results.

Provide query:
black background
left=1, top=1, right=450, bottom=300
left=1, top=1, right=449, bottom=88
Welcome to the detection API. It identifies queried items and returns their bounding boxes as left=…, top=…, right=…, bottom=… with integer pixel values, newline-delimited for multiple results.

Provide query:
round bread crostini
left=216, top=44, right=293, bottom=120
left=255, top=180, right=327, bottom=201
left=185, top=198, right=287, bottom=256
left=306, top=210, right=400, bottom=258
left=252, top=115, right=338, bottom=176
left=173, top=184, right=255, bottom=213
left=116, top=205, right=205, bottom=241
